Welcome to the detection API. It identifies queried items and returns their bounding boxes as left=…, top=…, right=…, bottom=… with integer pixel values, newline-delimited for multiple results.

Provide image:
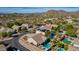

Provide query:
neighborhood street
left=3, top=32, right=30, bottom=51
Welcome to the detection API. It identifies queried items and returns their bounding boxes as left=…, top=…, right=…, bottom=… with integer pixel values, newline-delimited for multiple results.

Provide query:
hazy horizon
left=0, top=7, right=79, bottom=14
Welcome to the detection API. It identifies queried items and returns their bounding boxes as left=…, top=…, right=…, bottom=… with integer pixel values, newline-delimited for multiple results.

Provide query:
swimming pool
left=49, top=32, right=55, bottom=39
left=43, top=43, right=52, bottom=50
left=56, top=48, right=64, bottom=51
left=63, top=38, right=72, bottom=44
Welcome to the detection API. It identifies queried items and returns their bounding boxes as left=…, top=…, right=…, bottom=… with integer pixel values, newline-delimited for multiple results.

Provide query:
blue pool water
left=43, top=43, right=52, bottom=50
left=49, top=32, right=55, bottom=39
left=63, top=38, right=72, bottom=44
left=56, top=48, right=64, bottom=51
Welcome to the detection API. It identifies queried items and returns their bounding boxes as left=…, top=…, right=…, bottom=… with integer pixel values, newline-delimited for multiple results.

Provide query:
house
left=6, top=28, right=14, bottom=33
left=59, top=30, right=66, bottom=35
left=77, top=18, right=79, bottom=21
left=73, top=22, right=79, bottom=29
left=0, top=44, right=6, bottom=51
left=77, top=34, right=79, bottom=38
left=52, top=24, right=58, bottom=28
left=76, top=29, right=79, bottom=34
left=66, top=19, right=73, bottom=23
left=68, top=45, right=79, bottom=51
left=72, top=38, right=79, bottom=45
left=44, top=18, right=58, bottom=21
left=39, top=24, right=53, bottom=31
left=0, top=27, right=13, bottom=33
left=28, top=28, right=36, bottom=33
left=21, top=24, right=28, bottom=30
left=19, top=35, right=43, bottom=51
left=26, top=33, right=46, bottom=46
left=12, top=25, right=21, bottom=32
left=0, top=26, right=5, bottom=32
left=66, top=16, right=72, bottom=19
left=66, top=16, right=73, bottom=23
left=36, top=30, right=45, bottom=35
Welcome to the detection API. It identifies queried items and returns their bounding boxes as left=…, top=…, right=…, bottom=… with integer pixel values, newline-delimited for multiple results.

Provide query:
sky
left=0, top=7, right=79, bottom=14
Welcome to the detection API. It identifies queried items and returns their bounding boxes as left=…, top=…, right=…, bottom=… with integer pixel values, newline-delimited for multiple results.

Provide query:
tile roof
left=40, top=24, right=53, bottom=30
left=32, top=33, right=46, bottom=45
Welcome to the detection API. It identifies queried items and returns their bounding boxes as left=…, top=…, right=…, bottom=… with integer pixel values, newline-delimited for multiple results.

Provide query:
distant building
left=0, top=26, right=13, bottom=33
left=68, top=45, right=79, bottom=51
left=6, top=28, right=14, bottom=33
left=66, top=19, right=73, bottom=23
left=44, top=18, right=58, bottom=21
left=66, top=16, right=72, bottom=19
left=73, top=22, right=79, bottom=29
left=39, top=24, right=53, bottom=31
left=21, top=24, right=28, bottom=30
left=0, top=26, right=5, bottom=32
left=77, top=34, right=79, bottom=38
left=52, top=24, right=58, bottom=28
left=36, top=30, right=45, bottom=35
left=76, top=29, right=79, bottom=34
left=77, top=18, right=79, bottom=21
left=12, top=25, right=21, bottom=32
left=59, top=30, right=66, bottom=35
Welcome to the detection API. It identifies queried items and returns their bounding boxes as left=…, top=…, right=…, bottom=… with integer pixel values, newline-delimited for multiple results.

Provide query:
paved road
left=12, top=32, right=30, bottom=51
left=1, top=31, right=43, bottom=51
left=3, top=32, right=30, bottom=51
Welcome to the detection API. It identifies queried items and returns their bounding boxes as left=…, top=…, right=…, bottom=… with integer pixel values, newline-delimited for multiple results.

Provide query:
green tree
left=7, top=22, right=14, bottom=28
left=7, top=32, right=13, bottom=37
left=15, top=19, right=25, bottom=25
left=1, top=32, right=7, bottom=37
left=45, top=31, right=51, bottom=37
left=66, top=24, right=76, bottom=35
